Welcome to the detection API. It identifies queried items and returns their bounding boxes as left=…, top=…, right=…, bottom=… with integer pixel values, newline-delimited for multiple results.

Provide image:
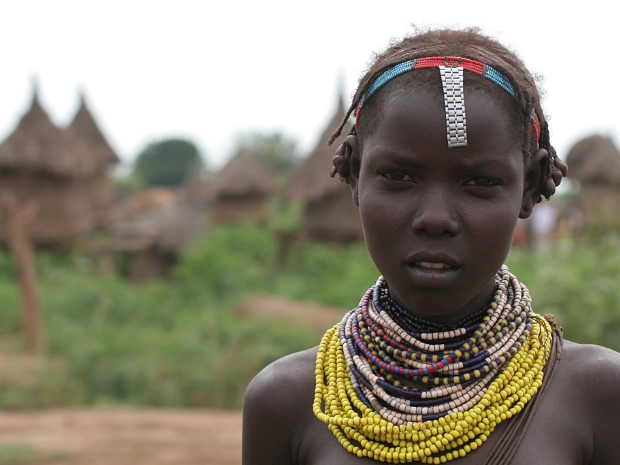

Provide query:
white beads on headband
left=439, top=66, right=467, bottom=148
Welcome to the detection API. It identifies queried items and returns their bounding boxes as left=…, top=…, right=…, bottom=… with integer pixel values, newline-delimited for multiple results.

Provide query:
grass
left=0, top=224, right=619, bottom=409
left=0, top=444, right=72, bottom=465
left=0, top=444, right=38, bottom=465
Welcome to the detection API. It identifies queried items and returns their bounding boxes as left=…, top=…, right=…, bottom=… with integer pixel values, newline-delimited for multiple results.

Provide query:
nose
left=410, top=185, right=460, bottom=236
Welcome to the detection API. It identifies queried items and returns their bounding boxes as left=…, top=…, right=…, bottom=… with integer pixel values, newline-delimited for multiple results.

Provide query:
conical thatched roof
left=67, top=93, right=119, bottom=167
left=284, top=93, right=352, bottom=202
left=207, top=151, right=277, bottom=198
left=566, top=135, right=620, bottom=185
left=0, top=90, right=99, bottom=178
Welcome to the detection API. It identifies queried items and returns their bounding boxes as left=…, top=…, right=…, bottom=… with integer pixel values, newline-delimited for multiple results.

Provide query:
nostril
left=411, top=209, right=459, bottom=236
left=415, top=224, right=457, bottom=236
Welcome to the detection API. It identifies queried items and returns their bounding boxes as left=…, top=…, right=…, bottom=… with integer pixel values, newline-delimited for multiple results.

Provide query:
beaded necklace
left=313, top=265, right=553, bottom=464
left=377, top=280, right=488, bottom=334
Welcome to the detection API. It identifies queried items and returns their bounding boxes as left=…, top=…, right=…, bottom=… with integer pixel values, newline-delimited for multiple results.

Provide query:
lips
left=406, top=252, right=461, bottom=268
left=405, top=252, right=461, bottom=288
left=417, top=261, right=451, bottom=269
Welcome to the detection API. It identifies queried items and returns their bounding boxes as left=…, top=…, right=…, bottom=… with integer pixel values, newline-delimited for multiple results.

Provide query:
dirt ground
left=0, top=409, right=242, bottom=465
left=0, top=296, right=343, bottom=465
left=236, top=294, right=345, bottom=334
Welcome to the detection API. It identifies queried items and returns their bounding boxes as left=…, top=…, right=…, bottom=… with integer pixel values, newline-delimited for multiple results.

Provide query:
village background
left=0, top=1, right=619, bottom=464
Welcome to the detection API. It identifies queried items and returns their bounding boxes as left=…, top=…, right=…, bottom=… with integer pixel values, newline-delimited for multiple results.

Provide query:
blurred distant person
left=530, top=202, right=558, bottom=252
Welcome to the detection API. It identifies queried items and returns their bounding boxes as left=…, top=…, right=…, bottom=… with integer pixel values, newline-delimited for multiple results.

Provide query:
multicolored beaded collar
left=313, top=266, right=554, bottom=463
left=354, top=56, right=542, bottom=149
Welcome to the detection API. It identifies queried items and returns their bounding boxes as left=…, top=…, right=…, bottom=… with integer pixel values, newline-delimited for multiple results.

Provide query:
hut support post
left=1, top=194, right=44, bottom=352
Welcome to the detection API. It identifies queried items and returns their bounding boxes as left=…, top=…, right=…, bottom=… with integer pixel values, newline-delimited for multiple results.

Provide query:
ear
left=347, top=135, right=361, bottom=206
left=520, top=148, right=548, bottom=219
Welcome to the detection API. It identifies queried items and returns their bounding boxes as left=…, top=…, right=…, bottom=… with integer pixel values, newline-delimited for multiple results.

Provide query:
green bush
left=507, top=238, right=620, bottom=352
left=1, top=226, right=620, bottom=409
left=175, top=223, right=278, bottom=303
left=175, top=223, right=379, bottom=308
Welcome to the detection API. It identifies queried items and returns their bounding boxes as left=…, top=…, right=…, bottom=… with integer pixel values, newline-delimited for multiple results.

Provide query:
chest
left=297, top=398, right=589, bottom=465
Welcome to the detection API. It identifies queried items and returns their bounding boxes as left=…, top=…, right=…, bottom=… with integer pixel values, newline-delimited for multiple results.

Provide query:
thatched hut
left=207, top=151, right=277, bottom=224
left=0, top=90, right=118, bottom=246
left=99, top=185, right=207, bottom=284
left=566, top=134, right=620, bottom=228
left=284, top=94, right=363, bottom=242
left=67, top=93, right=120, bottom=224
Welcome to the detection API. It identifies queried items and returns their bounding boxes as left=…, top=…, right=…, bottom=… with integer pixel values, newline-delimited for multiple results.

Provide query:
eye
left=463, top=177, right=501, bottom=188
left=379, top=170, right=415, bottom=182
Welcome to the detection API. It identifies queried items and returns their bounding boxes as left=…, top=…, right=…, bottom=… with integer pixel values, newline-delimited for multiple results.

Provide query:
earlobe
left=519, top=148, right=548, bottom=218
left=347, top=135, right=361, bottom=207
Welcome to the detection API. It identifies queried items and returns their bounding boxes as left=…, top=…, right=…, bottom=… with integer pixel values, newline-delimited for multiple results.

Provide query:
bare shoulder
left=244, top=347, right=318, bottom=414
left=242, top=348, right=318, bottom=465
left=560, top=339, right=620, bottom=389
left=557, top=340, right=620, bottom=404
left=558, top=340, right=620, bottom=464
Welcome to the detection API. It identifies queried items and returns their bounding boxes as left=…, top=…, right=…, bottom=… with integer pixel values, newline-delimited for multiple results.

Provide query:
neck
left=388, top=277, right=496, bottom=325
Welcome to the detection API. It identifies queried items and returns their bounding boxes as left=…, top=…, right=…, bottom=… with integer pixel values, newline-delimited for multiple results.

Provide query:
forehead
left=361, top=84, right=523, bottom=170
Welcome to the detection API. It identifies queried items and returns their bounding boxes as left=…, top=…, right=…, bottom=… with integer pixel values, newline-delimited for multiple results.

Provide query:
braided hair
left=328, top=28, right=568, bottom=201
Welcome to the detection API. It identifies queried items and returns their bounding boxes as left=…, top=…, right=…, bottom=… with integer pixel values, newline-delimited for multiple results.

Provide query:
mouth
left=409, top=261, right=460, bottom=275
left=405, top=254, right=461, bottom=287
left=415, top=261, right=454, bottom=270
left=406, top=252, right=461, bottom=269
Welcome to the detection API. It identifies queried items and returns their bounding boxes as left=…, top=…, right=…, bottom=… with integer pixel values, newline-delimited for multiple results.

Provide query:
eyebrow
left=368, top=150, right=424, bottom=167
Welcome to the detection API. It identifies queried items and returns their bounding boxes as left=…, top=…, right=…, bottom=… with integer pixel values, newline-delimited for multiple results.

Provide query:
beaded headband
left=355, top=56, right=542, bottom=148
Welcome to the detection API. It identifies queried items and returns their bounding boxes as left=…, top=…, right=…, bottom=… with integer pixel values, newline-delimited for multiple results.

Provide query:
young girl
left=242, top=28, right=620, bottom=464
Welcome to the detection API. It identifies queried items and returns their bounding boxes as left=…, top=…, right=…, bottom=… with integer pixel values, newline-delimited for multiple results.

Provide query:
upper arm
left=242, top=367, right=295, bottom=465
left=581, top=345, right=620, bottom=464
left=242, top=349, right=317, bottom=465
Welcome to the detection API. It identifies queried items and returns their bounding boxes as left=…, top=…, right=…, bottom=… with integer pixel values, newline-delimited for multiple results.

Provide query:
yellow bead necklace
left=313, top=266, right=553, bottom=463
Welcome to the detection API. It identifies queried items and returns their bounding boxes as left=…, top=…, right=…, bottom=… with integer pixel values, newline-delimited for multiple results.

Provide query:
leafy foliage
left=175, top=224, right=378, bottom=308
left=506, top=238, right=620, bottom=351
left=133, top=138, right=204, bottom=187
left=1, top=227, right=620, bottom=409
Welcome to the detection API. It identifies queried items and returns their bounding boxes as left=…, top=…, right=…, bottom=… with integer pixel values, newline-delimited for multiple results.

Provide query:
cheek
left=357, top=165, right=412, bottom=231
left=358, top=184, right=409, bottom=237
left=357, top=191, right=405, bottom=267
left=465, top=197, right=521, bottom=259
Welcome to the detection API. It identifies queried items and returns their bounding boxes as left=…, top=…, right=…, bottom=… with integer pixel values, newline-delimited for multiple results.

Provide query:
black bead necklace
left=375, top=279, right=492, bottom=334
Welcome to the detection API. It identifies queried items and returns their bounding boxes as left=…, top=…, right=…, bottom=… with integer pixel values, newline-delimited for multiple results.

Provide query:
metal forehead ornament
left=355, top=56, right=542, bottom=149
left=439, top=58, right=467, bottom=147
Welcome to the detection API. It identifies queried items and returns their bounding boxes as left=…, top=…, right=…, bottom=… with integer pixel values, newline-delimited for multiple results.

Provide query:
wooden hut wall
left=88, top=174, right=116, bottom=226
left=304, top=189, right=363, bottom=243
left=211, top=194, right=270, bottom=224
left=0, top=172, right=97, bottom=245
left=127, top=248, right=176, bottom=285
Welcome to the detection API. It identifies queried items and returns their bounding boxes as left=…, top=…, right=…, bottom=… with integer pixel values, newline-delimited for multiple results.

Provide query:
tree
left=235, top=132, right=299, bottom=178
left=133, top=139, right=204, bottom=188
left=0, top=193, right=44, bottom=353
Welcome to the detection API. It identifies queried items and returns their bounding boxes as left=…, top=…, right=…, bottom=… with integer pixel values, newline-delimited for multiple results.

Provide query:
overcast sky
left=0, top=0, right=617, bottom=170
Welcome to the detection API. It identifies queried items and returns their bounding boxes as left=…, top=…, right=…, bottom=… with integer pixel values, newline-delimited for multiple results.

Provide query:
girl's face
left=349, top=85, right=542, bottom=320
